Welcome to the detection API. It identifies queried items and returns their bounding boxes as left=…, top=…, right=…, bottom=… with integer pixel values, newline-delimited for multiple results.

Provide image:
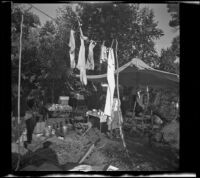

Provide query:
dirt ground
left=83, top=132, right=179, bottom=171
left=124, top=135, right=179, bottom=171
left=12, top=127, right=179, bottom=171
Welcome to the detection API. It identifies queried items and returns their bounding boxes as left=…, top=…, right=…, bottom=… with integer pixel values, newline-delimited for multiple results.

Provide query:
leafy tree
left=82, top=4, right=163, bottom=68
left=171, top=33, right=179, bottom=58
left=157, top=4, right=180, bottom=74
left=11, top=4, right=41, bottom=99
left=167, top=4, right=179, bottom=30
left=56, top=3, right=163, bottom=73
left=38, top=20, right=71, bottom=103
left=159, top=48, right=177, bottom=73
left=157, top=3, right=179, bottom=75
left=167, top=3, right=179, bottom=58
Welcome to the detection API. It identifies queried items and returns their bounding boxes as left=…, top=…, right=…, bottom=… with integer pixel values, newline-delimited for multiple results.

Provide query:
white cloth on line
left=100, top=41, right=108, bottom=63
left=68, top=30, right=76, bottom=68
left=104, top=48, right=115, bottom=117
left=86, top=40, right=96, bottom=70
left=77, top=36, right=87, bottom=85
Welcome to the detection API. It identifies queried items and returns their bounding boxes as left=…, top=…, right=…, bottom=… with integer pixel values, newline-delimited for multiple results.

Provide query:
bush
left=161, top=119, right=179, bottom=150
left=152, top=89, right=179, bottom=122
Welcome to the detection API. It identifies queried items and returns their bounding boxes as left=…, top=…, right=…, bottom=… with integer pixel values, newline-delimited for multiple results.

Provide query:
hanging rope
left=29, top=4, right=57, bottom=22
left=15, top=12, right=24, bottom=171
left=29, top=3, right=114, bottom=49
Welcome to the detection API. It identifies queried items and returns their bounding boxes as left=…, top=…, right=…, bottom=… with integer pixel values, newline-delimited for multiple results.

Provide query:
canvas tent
left=75, top=58, right=179, bottom=89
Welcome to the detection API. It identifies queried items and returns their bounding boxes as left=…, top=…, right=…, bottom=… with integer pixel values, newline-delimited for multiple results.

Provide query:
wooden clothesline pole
left=15, top=12, right=24, bottom=172
left=115, top=39, right=127, bottom=152
left=110, top=39, right=114, bottom=49
left=115, top=40, right=137, bottom=168
left=15, top=6, right=32, bottom=171
left=17, top=14, right=23, bottom=125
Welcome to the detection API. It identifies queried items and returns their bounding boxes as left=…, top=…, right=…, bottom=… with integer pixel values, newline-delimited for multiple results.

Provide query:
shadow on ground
left=125, top=135, right=179, bottom=171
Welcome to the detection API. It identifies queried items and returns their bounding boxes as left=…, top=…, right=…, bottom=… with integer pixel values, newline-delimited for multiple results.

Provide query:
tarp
left=75, top=58, right=179, bottom=88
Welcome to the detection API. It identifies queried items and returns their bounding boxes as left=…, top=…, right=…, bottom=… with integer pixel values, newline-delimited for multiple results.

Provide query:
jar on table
left=62, top=125, right=67, bottom=138
left=44, top=127, right=50, bottom=137
left=45, top=125, right=52, bottom=137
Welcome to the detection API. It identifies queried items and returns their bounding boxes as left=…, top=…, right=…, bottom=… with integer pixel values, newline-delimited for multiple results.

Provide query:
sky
left=26, top=3, right=179, bottom=55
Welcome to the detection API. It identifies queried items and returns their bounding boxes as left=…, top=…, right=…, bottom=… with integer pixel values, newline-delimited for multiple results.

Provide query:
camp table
left=70, top=93, right=86, bottom=109
left=86, top=110, right=107, bottom=133
left=47, top=117, right=69, bottom=130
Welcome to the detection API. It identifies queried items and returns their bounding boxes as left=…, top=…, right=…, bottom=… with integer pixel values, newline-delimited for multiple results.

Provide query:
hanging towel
left=68, top=30, right=76, bottom=68
left=86, top=40, right=96, bottom=70
left=100, top=41, right=108, bottom=63
left=80, top=68, right=87, bottom=86
left=111, top=98, right=123, bottom=129
left=76, top=26, right=88, bottom=85
left=77, top=36, right=87, bottom=85
left=104, top=48, right=115, bottom=117
left=137, top=92, right=145, bottom=109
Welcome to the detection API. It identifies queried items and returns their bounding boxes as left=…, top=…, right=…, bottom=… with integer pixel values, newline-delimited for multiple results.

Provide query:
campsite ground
left=124, top=135, right=179, bottom=171
left=13, top=127, right=179, bottom=171
left=84, top=131, right=179, bottom=171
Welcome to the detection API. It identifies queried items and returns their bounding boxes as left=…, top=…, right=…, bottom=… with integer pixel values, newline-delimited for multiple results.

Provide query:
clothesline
left=29, top=4, right=57, bottom=22
left=75, top=15, right=115, bottom=48
left=69, top=14, right=117, bottom=74
left=27, top=3, right=117, bottom=82
left=75, top=31, right=115, bottom=48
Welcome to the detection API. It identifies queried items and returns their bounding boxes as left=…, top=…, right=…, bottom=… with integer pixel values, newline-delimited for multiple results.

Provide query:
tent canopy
left=75, top=58, right=179, bottom=89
